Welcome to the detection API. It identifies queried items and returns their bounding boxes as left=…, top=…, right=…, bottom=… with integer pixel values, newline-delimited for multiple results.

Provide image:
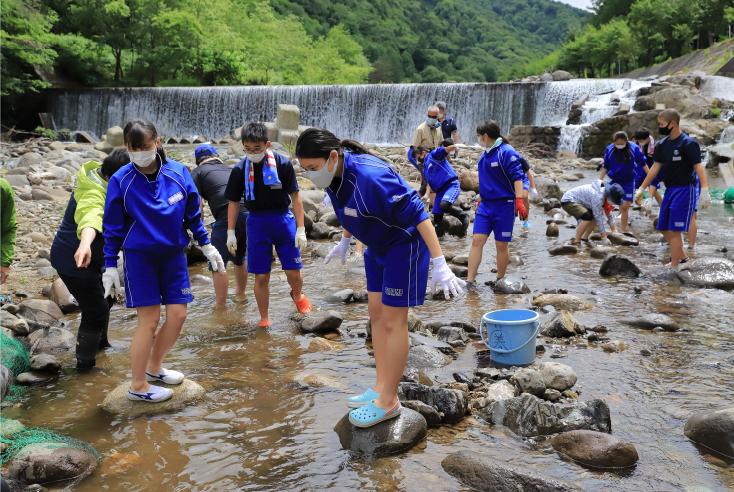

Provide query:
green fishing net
left=0, top=417, right=101, bottom=465
left=1, top=330, right=30, bottom=401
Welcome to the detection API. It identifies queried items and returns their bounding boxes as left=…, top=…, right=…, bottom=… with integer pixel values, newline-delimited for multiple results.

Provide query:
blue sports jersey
left=603, top=142, right=647, bottom=182
left=423, top=147, right=458, bottom=191
left=327, top=151, right=430, bottom=251
left=652, top=132, right=701, bottom=188
left=103, top=158, right=210, bottom=268
left=477, top=142, right=525, bottom=200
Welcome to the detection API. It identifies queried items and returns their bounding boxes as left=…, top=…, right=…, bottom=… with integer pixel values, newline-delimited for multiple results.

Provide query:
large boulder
left=458, top=171, right=479, bottom=193
left=398, top=382, right=469, bottom=423
left=102, top=379, right=206, bottom=417
left=621, top=313, right=680, bottom=332
left=333, top=407, right=427, bottom=455
left=599, top=254, right=641, bottom=277
left=105, top=126, right=125, bottom=147
left=479, top=393, right=611, bottom=437
left=8, top=445, right=98, bottom=484
left=28, top=327, right=75, bottom=354
left=46, top=278, right=79, bottom=313
left=442, top=450, right=586, bottom=492
left=320, top=211, right=341, bottom=227
left=674, top=258, right=734, bottom=290
left=17, top=299, right=63, bottom=324
left=532, top=294, right=591, bottom=311
left=4, top=175, right=30, bottom=188
left=540, top=311, right=585, bottom=338
left=307, top=222, right=329, bottom=239
left=19, top=152, right=43, bottom=168
left=276, top=104, right=300, bottom=130
left=300, top=311, right=343, bottom=333
left=607, top=232, right=639, bottom=246
left=538, top=362, right=578, bottom=391
left=552, top=70, right=573, bottom=81
left=532, top=177, right=563, bottom=202
left=684, top=406, right=734, bottom=457
left=550, top=430, right=639, bottom=468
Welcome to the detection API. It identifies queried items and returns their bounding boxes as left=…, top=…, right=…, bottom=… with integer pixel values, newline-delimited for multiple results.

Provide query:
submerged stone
left=599, top=254, right=642, bottom=277
left=550, top=430, right=639, bottom=468
left=621, top=313, right=680, bottom=331
left=674, top=257, right=734, bottom=290
left=333, top=408, right=427, bottom=455
left=684, top=406, right=734, bottom=457
left=8, top=445, right=98, bottom=485
left=548, top=244, right=577, bottom=255
left=398, top=382, right=469, bottom=423
left=532, top=294, right=590, bottom=311
left=28, top=327, right=75, bottom=354
left=492, top=276, right=530, bottom=294
left=102, top=379, right=206, bottom=417
left=300, top=310, right=343, bottom=333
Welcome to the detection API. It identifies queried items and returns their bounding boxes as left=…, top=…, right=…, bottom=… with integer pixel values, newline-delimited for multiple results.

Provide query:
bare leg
left=581, top=220, right=596, bottom=240
left=234, top=262, right=248, bottom=296
left=467, top=233, right=489, bottom=283
left=663, top=230, right=687, bottom=267
left=213, top=270, right=229, bottom=308
left=284, top=269, right=304, bottom=302
left=650, top=186, right=662, bottom=206
left=496, top=241, right=510, bottom=279
left=369, top=292, right=386, bottom=396
left=147, top=303, right=186, bottom=374
left=688, top=212, right=697, bottom=248
left=130, top=304, right=161, bottom=393
left=522, top=190, right=530, bottom=218
left=369, top=296, right=409, bottom=411
left=254, top=273, right=271, bottom=324
left=619, top=201, right=631, bottom=232
left=575, top=220, right=592, bottom=243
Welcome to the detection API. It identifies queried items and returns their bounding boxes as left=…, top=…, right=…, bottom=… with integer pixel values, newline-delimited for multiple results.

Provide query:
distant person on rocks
left=413, top=105, right=443, bottom=150
left=631, top=128, right=663, bottom=206
left=436, top=101, right=459, bottom=156
left=225, top=122, right=311, bottom=327
left=103, top=119, right=225, bottom=403
left=634, top=108, right=709, bottom=267
left=50, top=149, right=128, bottom=370
left=192, top=144, right=249, bottom=307
left=295, top=128, right=464, bottom=428
left=467, top=120, right=527, bottom=285
left=0, top=178, right=17, bottom=285
left=408, top=139, right=469, bottom=237
left=561, top=180, right=621, bottom=245
left=600, top=131, right=648, bottom=232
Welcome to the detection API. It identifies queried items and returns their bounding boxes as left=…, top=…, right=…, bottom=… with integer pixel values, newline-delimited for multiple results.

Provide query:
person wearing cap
left=561, top=180, right=621, bottom=245
left=191, top=144, right=249, bottom=307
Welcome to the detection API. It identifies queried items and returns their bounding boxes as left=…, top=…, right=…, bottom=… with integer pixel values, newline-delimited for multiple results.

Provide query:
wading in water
left=295, top=128, right=465, bottom=428
left=600, top=131, right=648, bottom=233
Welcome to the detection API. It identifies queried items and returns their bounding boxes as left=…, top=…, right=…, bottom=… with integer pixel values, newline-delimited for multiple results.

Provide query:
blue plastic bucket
left=480, top=309, right=540, bottom=367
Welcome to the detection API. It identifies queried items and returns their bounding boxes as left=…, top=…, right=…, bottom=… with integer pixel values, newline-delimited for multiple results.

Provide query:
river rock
left=510, top=368, right=546, bottom=397
left=28, top=327, right=75, bottom=354
left=544, top=388, right=562, bottom=401
left=320, top=211, right=341, bottom=227
left=599, top=254, right=641, bottom=277
left=546, top=223, right=559, bottom=237
left=541, top=311, right=585, bottom=338
left=532, top=294, right=590, bottom=311
left=8, top=445, right=98, bottom=484
left=367, top=312, right=423, bottom=337
left=458, top=171, right=479, bottom=192
left=452, top=253, right=469, bottom=265
left=401, top=400, right=442, bottom=426
left=4, top=175, right=30, bottom=188
left=684, top=406, right=734, bottom=457
left=1, top=365, right=13, bottom=401
left=552, top=70, right=573, bottom=81
left=607, top=232, right=639, bottom=246
left=398, top=382, right=468, bottom=423
left=442, top=450, right=586, bottom=492
left=102, top=379, right=206, bottom=417
left=436, top=326, right=468, bottom=345
left=442, top=215, right=465, bottom=237
left=674, top=257, right=734, bottom=290
left=401, top=368, right=434, bottom=386
left=532, top=177, right=563, bottom=202
left=307, top=222, right=329, bottom=239
left=0, top=310, right=18, bottom=328
left=478, top=393, right=611, bottom=436
left=590, top=246, right=614, bottom=259
left=312, top=243, right=331, bottom=258
left=486, top=380, right=519, bottom=402
left=300, top=310, right=343, bottom=334
left=493, top=276, right=530, bottom=294
left=539, top=362, right=577, bottom=391
left=307, top=337, right=342, bottom=352
left=105, top=126, right=125, bottom=147
left=29, top=354, right=61, bottom=372
left=17, top=299, right=63, bottom=324
left=16, top=371, right=55, bottom=385
left=550, top=430, right=639, bottom=468
left=406, top=344, right=452, bottom=368
left=19, top=152, right=43, bottom=167
left=334, top=407, right=427, bottom=455
left=352, top=290, right=368, bottom=303
left=509, top=255, right=524, bottom=266
left=46, top=278, right=78, bottom=313
left=621, top=313, right=680, bottom=332
left=324, top=289, right=353, bottom=303
left=548, top=244, right=577, bottom=255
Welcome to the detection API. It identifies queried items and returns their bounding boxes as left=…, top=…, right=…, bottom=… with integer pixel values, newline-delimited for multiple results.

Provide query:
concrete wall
left=509, top=125, right=562, bottom=148
left=579, top=110, right=662, bottom=158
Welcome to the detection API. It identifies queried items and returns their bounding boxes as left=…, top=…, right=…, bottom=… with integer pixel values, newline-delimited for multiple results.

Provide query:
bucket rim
left=482, top=309, right=539, bottom=325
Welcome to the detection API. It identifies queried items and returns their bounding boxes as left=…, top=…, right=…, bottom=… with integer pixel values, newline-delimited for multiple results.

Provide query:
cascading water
left=719, top=126, right=734, bottom=145
left=700, top=75, right=734, bottom=102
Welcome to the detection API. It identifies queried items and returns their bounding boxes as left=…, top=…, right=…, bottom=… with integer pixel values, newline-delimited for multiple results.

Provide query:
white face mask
left=245, top=151, right=266, bottom=163
left=426, top=117, right=438, bottom=126
left=306, top=156, right=337, bottom=189
left=615, top=144, right=626, bottom=150
left=129, top=149, right=156, bottom=168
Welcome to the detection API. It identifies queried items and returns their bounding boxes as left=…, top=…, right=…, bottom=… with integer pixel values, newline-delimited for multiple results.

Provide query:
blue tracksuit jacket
left=327, top=151, right=430, bottom=251
left=420, top=148, right=458, bottom=191
left=603, top=142, right=647, bottom=182
left=477, top=142, right=525, bottom=200
left=103, top=159, right=210, bottom=268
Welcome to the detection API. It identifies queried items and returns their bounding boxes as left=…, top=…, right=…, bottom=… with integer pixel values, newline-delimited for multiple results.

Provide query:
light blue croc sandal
left=349, top=401, right=401, bottom=428
left=346, top=388, right=379, bottom=409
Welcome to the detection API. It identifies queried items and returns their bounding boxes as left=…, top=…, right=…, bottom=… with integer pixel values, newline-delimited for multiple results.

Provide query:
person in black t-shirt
left=192, top=144, right=249, bottom=307
left=225, top=122, right=312, bottom=326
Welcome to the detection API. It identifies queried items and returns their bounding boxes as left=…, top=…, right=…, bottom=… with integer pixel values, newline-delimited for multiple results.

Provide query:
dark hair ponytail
left=295, top=128, right=389, bottom=163
left=612, top=131, right=630, bottom=164
left=476, top=119, right=510, bottom=146
left=123, top=118, right=167, bottom=162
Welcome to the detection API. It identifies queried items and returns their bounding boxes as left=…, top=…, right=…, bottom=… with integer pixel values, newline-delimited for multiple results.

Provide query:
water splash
left=558, top=125, right=583, bottom=155
left=700, top=76, right=734, bottom=102
left=719, top=126, right=734, bottom=145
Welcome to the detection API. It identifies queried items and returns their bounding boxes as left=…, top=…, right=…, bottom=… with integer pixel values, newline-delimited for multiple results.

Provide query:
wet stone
left=401, top=368, right=434, bottom=386
left=401, top=400, right=442, bottom=426
left=300, top=310, right=343, bottom=334
left=437, top=326, right=468, bottom=344
left=622, top=313, right=680, bottom=332
left=324, top=289, right=354, bottom=303
left=539, top=362, right=577, bottom=391
left=352, top=290, right=369, bottom=302
left=684, top=406, right=734, bottom=457
left=492, top=276, right=530, bottom=294
left=510, top=368, right=546, bottom=397
left=398, top=382, right=469, bottom=423
left=590, top=246, right=614, bottom=259
left=485, top=380, right=519, bottom=402
left=28, top=327, right=75, bottom=354
left=602, top=340, right=624, bottom=353
left=546, top=223, right=559, bottom=237
left=16, top=371, right=55, bottom=385
left=29, top=354, right=61, bottom=372
left=532, top=293, right=590, bottom=311
left=541, top=311, right=585, bottom=338
left=550, top=430, right=639, bottom=468
left=102, top=379, right=206, bottom=417
left=548, top=244, right=577, bottom=255
left=307, top=337, right=342, bottom=352
left=607, top=232, right=639, bottom=246
left=8, top=445, right=98, bottom=485
left=452, top=253, right=469, bottom=265
left=674, top=257, right=734, bottom=290
left=599, top=254, right=642, bottom=277
left=333, top=407, right=427, bottom=455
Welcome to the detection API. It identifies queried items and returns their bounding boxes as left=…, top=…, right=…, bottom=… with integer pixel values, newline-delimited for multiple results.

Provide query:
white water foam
left=700, top=76, right=734, bottom=102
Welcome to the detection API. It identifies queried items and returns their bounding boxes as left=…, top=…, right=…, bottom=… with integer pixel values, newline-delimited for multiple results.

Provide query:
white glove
left=530, top=187, right=538, bottom=199
left=202, top=244, right=225, bottom=272
left=431, top=256, right=466, bottom=299
left=600, top=237, right=611, bottom=245
left=226, top=229, right=237, bottom=256
left=634, top=187, right=645, bottom=203
left=102, top=267, right=120, bottom=299
left=642, top=197, right=654, bottom=215
left=699, top=187, right=710, bottom=210
left=295, top=226, right=307, bottom=250
left=325, top=235, right=351, bottom=265
left=322, top=195, right=331, bottom=208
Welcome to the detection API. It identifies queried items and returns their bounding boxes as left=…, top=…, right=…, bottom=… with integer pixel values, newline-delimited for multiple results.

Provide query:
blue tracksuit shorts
left=365, top=238, right=429, bottom=307
left=474, top=199, right=515, bottom=242
left=123, top=249, right=192, bottom=308
left=246, top=209, right=302, bottom=274
left=209, top=212, right=248, bottom=271
left=610, top=179, right=635, bottom=202
left=522, top=175, right=530, bottom=191
left=694, top=180, right=701, bottom=212
left=432, top=180, right=461, bottom=214
left=657, top=185, right=696, bottom=232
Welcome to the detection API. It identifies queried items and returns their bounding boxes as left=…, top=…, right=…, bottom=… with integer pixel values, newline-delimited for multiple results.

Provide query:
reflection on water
left=4, top=188, right=734, bottom=491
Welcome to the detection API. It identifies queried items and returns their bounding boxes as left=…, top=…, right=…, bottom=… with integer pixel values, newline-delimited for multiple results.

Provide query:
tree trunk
left=708, top=31, right=714, bottom=48
left=114, top=49, right=122, bottom=82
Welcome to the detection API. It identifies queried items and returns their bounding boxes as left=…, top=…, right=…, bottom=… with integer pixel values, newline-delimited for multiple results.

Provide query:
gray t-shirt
left=191, top=161, right=247, bottom=222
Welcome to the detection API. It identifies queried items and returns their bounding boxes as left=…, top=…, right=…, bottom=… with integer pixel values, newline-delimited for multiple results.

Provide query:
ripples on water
left=4, top=180, right=734, bottom=491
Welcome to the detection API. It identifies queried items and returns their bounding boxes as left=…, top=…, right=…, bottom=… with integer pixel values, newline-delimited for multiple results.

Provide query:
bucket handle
left=480, top=318, right=540, bottom=354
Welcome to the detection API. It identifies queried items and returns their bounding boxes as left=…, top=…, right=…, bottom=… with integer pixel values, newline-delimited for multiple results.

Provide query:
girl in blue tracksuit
left=466, top=120, right=526, bottom=285
left=295, top=128, right=465, bottom=428
left=103, top=119, right=225, bottom=403
left=600, top=131, right=647, bottom=232
left=408, top=140, right=469, bottom=236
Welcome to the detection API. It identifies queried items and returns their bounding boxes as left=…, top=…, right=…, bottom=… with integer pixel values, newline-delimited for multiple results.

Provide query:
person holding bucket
left=467, top=120, right=526, bottom=285
left=294, top=128, right=465, bottom=428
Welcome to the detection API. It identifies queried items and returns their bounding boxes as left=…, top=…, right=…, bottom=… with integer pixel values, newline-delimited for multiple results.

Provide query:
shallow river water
left=4, top=175, right=734, bottom=492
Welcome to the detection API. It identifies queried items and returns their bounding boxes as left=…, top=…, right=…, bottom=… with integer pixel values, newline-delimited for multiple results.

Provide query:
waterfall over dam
left=49, top=79, right=637, bottom=145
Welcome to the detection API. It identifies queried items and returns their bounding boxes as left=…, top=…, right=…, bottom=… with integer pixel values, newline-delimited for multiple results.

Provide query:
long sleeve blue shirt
left=477, top=142, right=524, bottom=201
left=326, top=151, right=430, bottom=252
left=603, top=142, right=647, bottom=182
left=103, top=159, right=210, bottom=268
left=423, top=147, right=458, bottom=191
